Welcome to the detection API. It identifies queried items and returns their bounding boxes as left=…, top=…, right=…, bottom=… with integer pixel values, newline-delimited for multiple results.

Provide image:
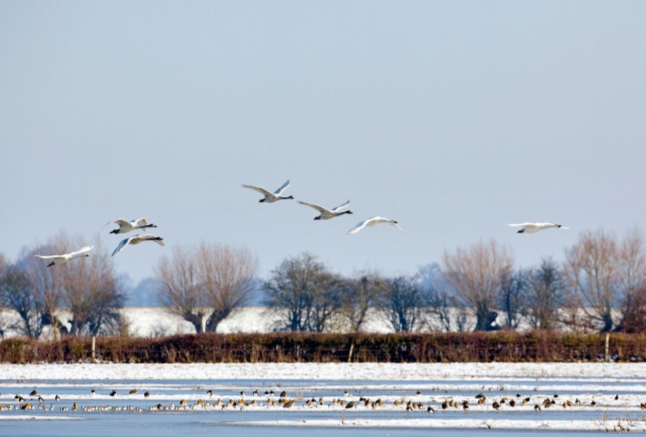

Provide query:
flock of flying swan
left=242, top=180, right=404, bottom=234
left=32, top=179, right=568, bottom=267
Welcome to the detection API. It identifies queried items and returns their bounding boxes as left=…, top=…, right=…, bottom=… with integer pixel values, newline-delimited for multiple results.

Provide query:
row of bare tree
left=156, top=228, right=646, bottom=334
left=0, top=233, right=125, bottom=338
left=2, top=227, right=645, bottom=337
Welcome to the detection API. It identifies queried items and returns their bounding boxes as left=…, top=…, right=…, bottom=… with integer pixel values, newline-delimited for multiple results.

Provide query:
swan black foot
left=517, top=229, right=524, bottom=234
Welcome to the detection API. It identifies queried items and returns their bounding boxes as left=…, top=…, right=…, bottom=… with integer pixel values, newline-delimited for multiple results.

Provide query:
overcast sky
left=1, top=1, right=645, bottom=285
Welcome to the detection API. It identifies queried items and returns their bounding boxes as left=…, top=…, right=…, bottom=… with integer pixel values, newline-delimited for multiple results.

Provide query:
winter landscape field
left=2, top=363, right=646, bottom=435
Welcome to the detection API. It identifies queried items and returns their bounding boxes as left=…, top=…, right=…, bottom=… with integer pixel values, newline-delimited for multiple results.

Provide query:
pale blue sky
left=1, top=1, right=645, bottom=285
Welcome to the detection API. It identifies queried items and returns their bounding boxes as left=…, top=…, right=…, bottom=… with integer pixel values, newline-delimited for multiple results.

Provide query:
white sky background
left=1, top=1, right=645, bottom=284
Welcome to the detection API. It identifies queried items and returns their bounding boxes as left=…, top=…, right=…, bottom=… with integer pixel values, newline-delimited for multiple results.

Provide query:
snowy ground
left=1, top=363, right=646, bottom=433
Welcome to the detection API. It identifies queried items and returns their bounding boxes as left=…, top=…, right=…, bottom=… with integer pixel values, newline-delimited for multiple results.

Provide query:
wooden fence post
left=605, top=333, right=610, bottom=362
left=92, top=336, right=96, bottom=363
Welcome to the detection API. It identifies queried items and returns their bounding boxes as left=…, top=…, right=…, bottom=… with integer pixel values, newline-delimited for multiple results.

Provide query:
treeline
left=1, top=228, right=645, bottom=339
left=1, top=331, right=646, bottom=364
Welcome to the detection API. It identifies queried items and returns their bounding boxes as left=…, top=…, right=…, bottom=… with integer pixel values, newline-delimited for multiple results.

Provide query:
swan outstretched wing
left=69, top=246, right=94, bottom=257
left=34, top=254, right=65, bottom=261
left=103, top=218, right=129, bottom=229
left=134, top=218, right=148, bottom=226
left=298, top=201, right=330, bottom=214
left=112, top=238, right=133, bottom=257
left=507, top=223, right=531, bottom=227
left=331, top=200, right=350, bottom=212
left=242, top=184, right=272, bottom=197
left=274, top=180, right=290, bottom=195
left=347, top=218, right=373, bottom=234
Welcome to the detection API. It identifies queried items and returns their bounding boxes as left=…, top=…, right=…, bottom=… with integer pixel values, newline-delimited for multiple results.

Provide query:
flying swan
left=298, top=200, right=353, bottom=220
left=347, top=216, right=404, bottom=235
left=506, top=223, right=569, bottom=234
left=104, top=218, right=157, bottom=235
left=34, top=246, right=94, bottom=268
left=111, top=234, right=165, bottom=257
left=241, top=180, right=294, bottom=203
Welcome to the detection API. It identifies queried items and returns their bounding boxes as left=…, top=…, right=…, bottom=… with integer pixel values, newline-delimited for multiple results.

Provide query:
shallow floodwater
left=2, top=373, right=646, bottom=434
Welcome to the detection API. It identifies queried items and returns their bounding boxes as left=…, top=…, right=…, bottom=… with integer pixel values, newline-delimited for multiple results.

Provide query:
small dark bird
left=553, top=394, right=559, bottom=398
left=129, top=389, right=137, bottom=395
left=91, top=389, right=96, bottom=395
left=462, top=401, right=469, bottom=411
left=240, top=391, right=245, bottom=397
left=516, top=393, right=521, bottom=398
left=253, top=390, right=258, bottom=396
left=110, top=390, right=117, bottom=397
left=38, top=396, right=44, bottom=403
left=427, top=406, right=435, bottom=414
left=345, top=401, right=355, bottom=409
left=30, top=390, right=38, bottom=396
left=475, top=393, right=485, bottom=399
left=73, top=402, right=78, bottom=411
left=615, top=395, right=619, bottom=400
left=441, top=400, right=448, bottom=410
left=270, top=390, right=275, bottom=395
left=534, top=404, right=541, bottom=411
left=55, top=395, right=61, bottom=401
left=144, top=391, right=150, bottom=398
left=416, top=391, right=421, bottom=395
left=207, top=390, right=212, bottom=397
left=279, top=391, right=287, bottom=398
left=591, top=400, right=597, bottom=406
left=492, top=401, right=500, bottom=410
left=509, top=400, right=516, bottom=407
left=283, top=400, right=295, bottom=408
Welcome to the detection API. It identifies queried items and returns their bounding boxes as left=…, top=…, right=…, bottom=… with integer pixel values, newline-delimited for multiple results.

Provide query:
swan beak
left=557, top=224, right=561, bottom=228
left=85, top=254, right=89, bottom=257
left=394, top=221, right=398, bottom=224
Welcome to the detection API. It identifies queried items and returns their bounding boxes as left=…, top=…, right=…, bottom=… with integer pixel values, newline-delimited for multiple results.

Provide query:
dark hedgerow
left=1, top=331, right=646, bottom=364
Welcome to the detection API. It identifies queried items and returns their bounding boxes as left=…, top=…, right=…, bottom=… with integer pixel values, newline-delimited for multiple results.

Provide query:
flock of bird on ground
left=2, top=387, right=642, bottom=416
left=32, top=179, right=569, bottom=266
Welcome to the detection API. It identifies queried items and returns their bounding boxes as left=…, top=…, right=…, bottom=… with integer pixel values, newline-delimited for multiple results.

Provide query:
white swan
left=242, top=180, right=293, bottom=203
left=34, top=246, right=94, bottom=268
left=347, top=216, right=404, bottom=235
left=298, top=200, right=353, bottom=220
left=104, top=218, right=157, bottom=235
left=507, top=223, right=569, bottom=234
left=111, top=234, right=164, bottom=257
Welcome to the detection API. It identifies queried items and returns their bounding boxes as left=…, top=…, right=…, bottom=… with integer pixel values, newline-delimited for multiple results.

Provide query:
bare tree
left=378, top=275, right=423, bottom=333
left=52, top=235, right=124, bottom=336
left=264, top=253, right=340, bottom=332
left=340, top=271, right=387, bottom=332
left=442, top=240, right=512, bottom=331
left=197, top=243, right=258, bottom=332
left=157, top=246, right=208, bottom=333
left=526, top=258, right=566, bottom=330
left=564, top=228, right=646, bottom=332
left=497, top=269, right=528, bottom=330
left=0, top=264, right=43, bottom=337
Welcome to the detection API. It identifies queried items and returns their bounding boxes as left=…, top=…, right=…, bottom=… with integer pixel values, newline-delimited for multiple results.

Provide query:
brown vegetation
left=2, top=331, right=646, bottom=364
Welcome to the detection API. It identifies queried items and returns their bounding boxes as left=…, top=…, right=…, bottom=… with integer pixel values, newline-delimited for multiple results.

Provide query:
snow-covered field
left=1, top=363, right=646, bottom=434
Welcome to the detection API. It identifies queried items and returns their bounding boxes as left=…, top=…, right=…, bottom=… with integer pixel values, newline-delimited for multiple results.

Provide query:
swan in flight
left=104, top=218, right=157, bottom=235
left=347, top=216, right=404, bottom=235
left=112, top=234, right=165, bottom=257
left=298, top=200, right=353, bottom=220
left=34, top=246, right=94, bottom=268
left=507, top=223, right=569, bottom=234
left=242, top=180, right=294, bottom=203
